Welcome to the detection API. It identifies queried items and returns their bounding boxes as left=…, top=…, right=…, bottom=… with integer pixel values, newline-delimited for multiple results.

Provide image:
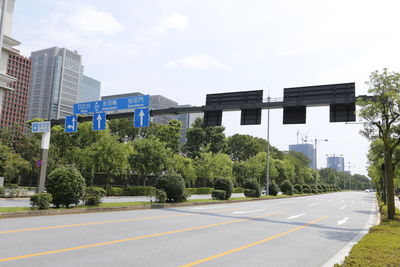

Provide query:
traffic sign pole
left=37, top=131, right=51, bottom=193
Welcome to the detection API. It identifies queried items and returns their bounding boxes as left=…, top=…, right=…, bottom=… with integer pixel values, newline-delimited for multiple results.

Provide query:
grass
left=0, top=207, right=31, bottom=212
left=337, top=203, right=400, bottom=267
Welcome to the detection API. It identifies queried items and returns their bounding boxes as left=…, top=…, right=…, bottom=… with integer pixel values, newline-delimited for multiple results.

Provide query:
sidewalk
left=396, top=196, right=400, bottom=210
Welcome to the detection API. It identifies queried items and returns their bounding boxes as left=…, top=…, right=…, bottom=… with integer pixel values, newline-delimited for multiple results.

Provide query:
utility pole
left=313, top=138, right=328, bottom=170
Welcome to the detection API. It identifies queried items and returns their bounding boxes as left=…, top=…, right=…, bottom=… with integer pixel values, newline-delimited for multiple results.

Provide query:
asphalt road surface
left=0, top=191, right=377, bottom=267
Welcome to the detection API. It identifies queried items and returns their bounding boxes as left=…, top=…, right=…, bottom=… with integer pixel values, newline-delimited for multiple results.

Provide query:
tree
left=108, top=118, right=139, bottom=142
left=226, top=134, right=276, bottom=162
left=129, top=137, right=170, bottom=185
left=166, top=154, right=197, bottom=187
left=193, top=151, right=233, bottom=186
left=3, top=153, right=32, bottom=185
left=153, top=119, right=182, bottom=153
left=358, top=69, right=400, bottom=219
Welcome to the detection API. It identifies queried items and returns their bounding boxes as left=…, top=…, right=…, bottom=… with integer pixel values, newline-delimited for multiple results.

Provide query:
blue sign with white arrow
left=73, top=95, right=150, bottom=115
left=65, top=116, right=78, bottom=133
left=134, top=108, right=150, bottom=128
left=93, top=112, right=106, bottom=131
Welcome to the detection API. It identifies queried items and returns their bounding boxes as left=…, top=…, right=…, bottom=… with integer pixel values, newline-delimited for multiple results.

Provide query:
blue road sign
left=93, top=112, right=106, bottom=131
left=31, top=121, right=51, bottom=133
left=65, top=116, right=78, bottom=133
left=134, top=108, right=150, bottom=128
left=73, top=95, right=150, bottom=115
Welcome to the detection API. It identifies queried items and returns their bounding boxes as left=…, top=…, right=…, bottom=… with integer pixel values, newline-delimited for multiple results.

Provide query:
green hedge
left=187, top=188, right=213, bottom=194
left=233, top=187, right=244, bottom=193
left=124, top=186, right=155, bottom=196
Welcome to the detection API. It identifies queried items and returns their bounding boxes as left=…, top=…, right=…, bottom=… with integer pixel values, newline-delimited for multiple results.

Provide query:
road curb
left=321, top=194, right=379, bottom=267
left=0, top=193, right=324, bottom=219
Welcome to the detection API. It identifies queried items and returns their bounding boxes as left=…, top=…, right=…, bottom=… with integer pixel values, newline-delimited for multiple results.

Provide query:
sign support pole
left=265, top=96, right=270, bottom=196
left=37, top=131, right=51, bottom=193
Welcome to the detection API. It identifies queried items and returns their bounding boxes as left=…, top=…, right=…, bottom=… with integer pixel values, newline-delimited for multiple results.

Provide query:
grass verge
left=336, top=202, right=400, bottom=267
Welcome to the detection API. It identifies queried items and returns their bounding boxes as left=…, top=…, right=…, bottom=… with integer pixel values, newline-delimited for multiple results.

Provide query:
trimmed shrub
left=109, top=187, right=124, bottom=196
left=30, top=193, right=52, bottom=210
left=321, top=184, right=328, bottom=192
left=269, top=180, right=280, bottom=196
left=214, top=178, right=233, bottom=200
left=316, top=184, right=324, bottom=192
left=154, top=189, right=167, bottom=203
left=302, top=184, right=311, bottom=194
left=233, top=187, right=244, bottom=193
left=211, top=190, right=226, bottom=200
left=281, top=180, right=294, bottom=195
left=243, top=180, right=261, bottom=198
left=311, top=189, right=317, bottom=194
left=84, top=187, right=106, bottom=206
left=310, top=185, right=319, bottom=193
left=244, top=189, right=258, bottom=198
left=46, top=165, right=86, bottom=208
left=155, top=175, right=186, bottom=202
left=294, top=184, right=303, bottom=194
left=187, top=188, right=213, bottom=194
left=124, top=186, right=155, bottom=196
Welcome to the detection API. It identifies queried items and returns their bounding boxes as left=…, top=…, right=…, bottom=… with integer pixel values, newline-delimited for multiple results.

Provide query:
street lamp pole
left=314, top=139, right=328, bottom=170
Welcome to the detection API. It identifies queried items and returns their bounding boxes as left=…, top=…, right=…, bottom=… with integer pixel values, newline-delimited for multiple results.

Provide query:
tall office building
left=0, top=0, right=20, bottom=118
left=0, top=54, right=31, bottom=137
left=327, top=155, right=345, bottom=172
left=77, top=75, right=100, bottom=103
left=289, top=143, right=315, bottom=169
left=27, top=47, right=83, bottom=120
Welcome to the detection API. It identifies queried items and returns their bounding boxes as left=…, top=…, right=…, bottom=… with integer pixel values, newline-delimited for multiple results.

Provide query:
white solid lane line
left=192, top=205, right=228, bottom=210
left=337, top=217, right=349, bottom=226
left=308, top=203, right=319, bottom=207
left=278, top=201, right=294, bottom=204
left=233, top=209, right=264, bottom=214
left=340, top=205, right=347, bottom=210
left=287, top=213, right=306, bottom=219
left=328, top=199, right=334, bottom=202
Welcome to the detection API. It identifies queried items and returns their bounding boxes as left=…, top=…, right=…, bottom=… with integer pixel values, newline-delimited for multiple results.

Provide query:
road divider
left=0, top=212, right=283, bottom=262
left=180, top=216, right=329, bottom=267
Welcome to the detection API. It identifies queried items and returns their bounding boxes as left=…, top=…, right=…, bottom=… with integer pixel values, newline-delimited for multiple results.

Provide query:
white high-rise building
left=0, top=0, right=20, bottom=118
left=27, top=47, right=84, bottom=120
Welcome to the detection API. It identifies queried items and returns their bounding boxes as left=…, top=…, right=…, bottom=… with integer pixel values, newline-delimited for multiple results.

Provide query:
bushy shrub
left=233, top=187, right=244, bottom=193
left=244, top=189, right=258, bottom=198
left=211, top=190, right=226, bottom=200
left=154, top=189, right=167, bottom=203
left=187, top=188, right=213, bottom=194
left=155, top=175, right=186, bottom=202
left=310, top=185, right=319, bottom=193
left=46, top=165, right=86, bottom=208
left=294, top=184, right=303, bottom=194
left=316, top=184, right=324, bottom=192
left=280, top=180, right=294, bottom=195
left=108, top=187, right=124, bottom=196
left=321, top=184, right=328, bottom=192
left=0, top=186, right=4, bottom=196
left=269, top=180, right=280, bottom=196
left=302, top=184, right=311, bottom=194
left=124, top=186, right=155, bottom=196
left=243, top=180, right=261, bottom=198
left=214, top=178, right=233, bottom=200
left=84, top=187, right=106, bottom=206
left=30, top=193, right=52, bottom=210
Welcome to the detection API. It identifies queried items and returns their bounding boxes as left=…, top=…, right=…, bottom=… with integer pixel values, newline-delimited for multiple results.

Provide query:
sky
left=12, top=0, right=400, bottom=175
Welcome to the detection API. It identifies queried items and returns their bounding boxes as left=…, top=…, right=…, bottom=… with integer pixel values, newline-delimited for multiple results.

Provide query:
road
left=0, top=191, right=377, bottom=267
left=0, top=194, right=246, bottom=207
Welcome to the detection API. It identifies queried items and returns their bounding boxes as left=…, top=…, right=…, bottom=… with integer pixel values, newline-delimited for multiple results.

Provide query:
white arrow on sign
left=97, top=114, right=102, bottom=129
left=139, top=109, right=145, bottom=126
left=337, top=217, right=349, bottom=226
left=67, top=117, right=76, bottom=130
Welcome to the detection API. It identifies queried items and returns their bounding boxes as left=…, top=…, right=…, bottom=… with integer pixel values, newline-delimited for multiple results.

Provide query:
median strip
left=0, top=212, right=283, bottom=262
left=180, top=215, right=329, bottom=267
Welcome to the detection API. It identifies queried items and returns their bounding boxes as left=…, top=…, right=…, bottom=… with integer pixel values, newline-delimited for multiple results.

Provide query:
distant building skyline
left=289, top=143, right=316, bottom=169
left=327, top=155, right=345, bottom=172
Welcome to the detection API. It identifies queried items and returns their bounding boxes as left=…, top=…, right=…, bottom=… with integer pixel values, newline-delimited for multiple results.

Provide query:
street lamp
left=314, top=139, right=328, bottom=170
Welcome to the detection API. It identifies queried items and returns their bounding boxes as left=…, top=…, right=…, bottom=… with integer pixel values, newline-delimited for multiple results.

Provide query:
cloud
left=68, top=5, right=124, bottom=36
left=165, top=53, right=229, bottom=70
left=155, top=13, right=188, bottom=34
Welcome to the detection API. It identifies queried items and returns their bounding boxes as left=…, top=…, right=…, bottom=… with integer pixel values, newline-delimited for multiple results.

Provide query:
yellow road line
left=0, top=207, right=238, bottom=235
left=180, top=216, right=329, bottom=267
left=0, top=212, right=282, bottom=262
